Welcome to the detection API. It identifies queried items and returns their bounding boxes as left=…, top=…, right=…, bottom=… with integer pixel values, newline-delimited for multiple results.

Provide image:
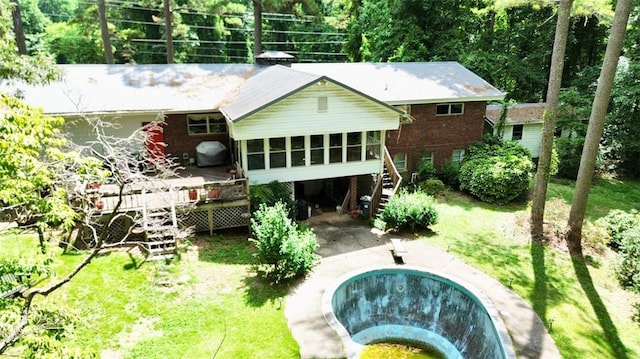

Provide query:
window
left=187, top=113, right=226, bottom=135
left=393, top=153, right=407, bottom=171
left=347, top=132, right=362, bottom=162
left=395, top=105, right=412, bottom=124
left=269, top=137, right=286, bottom=168
left=452, top=149, right=465, bottom=163
left=512, top=124, right=523, bottom=140
left=366, top=131, right=381, bottom=159
left=435, top=103, right=464, bottom=116
left=421, top=151, right=434, bottom=164
left=291, top=136, right=305, bottom=167
left=318, top=96, right=328, bottom=112
left=329, top=133, right=343, bottom=163
left=310, top=134, right=324, bottom=165
left=247, top=139, right=265, bottom=170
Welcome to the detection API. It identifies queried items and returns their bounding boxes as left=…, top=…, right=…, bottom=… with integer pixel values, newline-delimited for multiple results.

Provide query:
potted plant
left=209, top=186, right=221, bottom=199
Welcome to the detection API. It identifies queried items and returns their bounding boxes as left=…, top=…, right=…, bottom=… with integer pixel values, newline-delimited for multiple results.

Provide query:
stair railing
left=383, top=146, right=403, bottom=194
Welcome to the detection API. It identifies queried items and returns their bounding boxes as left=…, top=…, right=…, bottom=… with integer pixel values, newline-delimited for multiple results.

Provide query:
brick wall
left=164, top=113, right=232, bottom=163
left=385, top=102, right=486, bottom=173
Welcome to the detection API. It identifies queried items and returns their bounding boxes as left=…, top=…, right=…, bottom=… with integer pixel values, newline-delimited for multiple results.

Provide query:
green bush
left=439, top=159, right=460, bottom=189
left=458, top=154, right=533, bottom=204
left=416, top=161, right=437, bottom=182
left=615, top=226, right=640, bottom=292
left=419, top=178, right=445, bottom=196
left=380, top=190, right=439, bottom=231
left=555, top=136, right=584, bottom=179
left=458, top=140, right=533, bottom=204
left=249, top=181, right=296, bottom=218
left=250, top=202, right=320, bottom=283
left=602, top=209, right=640, bottom=249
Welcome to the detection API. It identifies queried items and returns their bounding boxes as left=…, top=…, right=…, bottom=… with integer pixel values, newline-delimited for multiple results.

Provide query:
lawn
left=1, top=177, right=640, bottom=358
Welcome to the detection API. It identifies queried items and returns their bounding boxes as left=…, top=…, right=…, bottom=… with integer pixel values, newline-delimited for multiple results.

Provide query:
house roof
left=293, top=62, right=505, bottom=105
left=221, top=65, right=402, bottom=122
left=0, top=61, right=505, bottom=116
left=485, top=103, right=547, bottom=126
left=0, top=64, right=256, bottom=116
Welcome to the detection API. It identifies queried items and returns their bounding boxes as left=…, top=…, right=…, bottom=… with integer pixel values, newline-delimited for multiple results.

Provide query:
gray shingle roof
left=0, top=61, right=505, bottom=116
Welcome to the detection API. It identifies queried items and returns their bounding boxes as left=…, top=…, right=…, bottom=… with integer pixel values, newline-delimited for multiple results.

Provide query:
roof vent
left=255, top=51, right=295, bottom=67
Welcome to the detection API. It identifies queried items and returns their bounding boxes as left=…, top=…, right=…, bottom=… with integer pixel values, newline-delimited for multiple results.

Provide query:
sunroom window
left=247, top=139, right=265, bottom=170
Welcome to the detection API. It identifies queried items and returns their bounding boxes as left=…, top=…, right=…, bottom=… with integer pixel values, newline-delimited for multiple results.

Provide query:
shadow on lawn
left=530, top=239, right=548, bottom=359
left=242, top=274, right=293, bottom=308
left=569, top=247, right=630, bottom=359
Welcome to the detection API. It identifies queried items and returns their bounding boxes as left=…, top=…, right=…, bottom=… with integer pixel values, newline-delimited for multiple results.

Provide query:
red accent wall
left=385, top=102, right=486, bottom=173
left=163, top=113, right=232, bottom=162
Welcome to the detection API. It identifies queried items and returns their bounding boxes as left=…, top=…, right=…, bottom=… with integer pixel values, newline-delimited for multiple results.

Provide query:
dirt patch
left=102, top=317, right=163, bottom=358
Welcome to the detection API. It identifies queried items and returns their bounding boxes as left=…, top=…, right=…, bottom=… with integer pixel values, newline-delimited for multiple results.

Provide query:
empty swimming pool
left=322, top=265, right=517, bottom=359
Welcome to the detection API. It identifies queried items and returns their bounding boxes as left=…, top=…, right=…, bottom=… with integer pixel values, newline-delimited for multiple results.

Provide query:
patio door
left=142, top=122, right=165, bottom=165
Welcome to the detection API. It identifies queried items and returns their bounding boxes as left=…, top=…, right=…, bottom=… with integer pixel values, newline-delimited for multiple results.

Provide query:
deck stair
left=142, top=188, right=178, bottom=260
left=377, top=164, right=395, bottom=214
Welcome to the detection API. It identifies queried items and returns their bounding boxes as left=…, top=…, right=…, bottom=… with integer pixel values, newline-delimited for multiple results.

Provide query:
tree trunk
left=566, top=0, right=632, bottom=253
left=164, top=0, right=174, bottom=64
left=253, top=0, right=262, bottom=57
left=10, top=0, right=26, bottom=54
left=530, top=0, right=573, bottom=239
left=97, top=0, right=114, bottom=64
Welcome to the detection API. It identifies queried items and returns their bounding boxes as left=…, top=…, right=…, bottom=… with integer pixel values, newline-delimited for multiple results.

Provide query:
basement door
left=142, top=122, right=166, bottom=165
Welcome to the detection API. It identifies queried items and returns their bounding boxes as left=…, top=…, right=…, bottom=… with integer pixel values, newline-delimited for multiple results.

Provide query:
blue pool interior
left=326, top=267, right=516, bottom=359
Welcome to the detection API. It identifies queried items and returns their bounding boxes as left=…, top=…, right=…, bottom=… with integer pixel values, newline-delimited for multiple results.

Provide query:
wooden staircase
left=142, top=188, right=178, bottom=260
left=377, top=164, right=395, bottom=215
left=369, top=147, right=403, bottom=219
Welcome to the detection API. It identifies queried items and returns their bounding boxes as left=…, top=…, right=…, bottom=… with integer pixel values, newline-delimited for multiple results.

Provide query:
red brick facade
left=385, top=101, right=487, bottom=174
left=163, top=113, right=232, bottom=162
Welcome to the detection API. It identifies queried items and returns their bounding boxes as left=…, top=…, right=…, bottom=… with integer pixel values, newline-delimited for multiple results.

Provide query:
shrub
left=380, top=190, right=438, bottom=231
left=249, top=181, right=296, bottom=218
left=439, top=159, right=460, bottom=189
left=418, top=178, right=445, bottom=196
left=615, top=226, right=640, bottom=291
left=250, top=202, right=320, bottom=283
left=416, top=161, right=437, bottom=182
left=602, top=209, right=640, bottom=249
left=555, top=136, right=584, bottom=179
left=458, top=154, right=533, bottom=204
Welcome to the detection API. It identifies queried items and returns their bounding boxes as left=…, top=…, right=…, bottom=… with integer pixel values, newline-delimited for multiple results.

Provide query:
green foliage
left=415, top=160, right=437, bottom=182
left=418, top=178, right=445, bottom=197
left=380, top=190, right=438, bottom=231
left=604, top=61, right=640, bottom=178
left=615, top=226, right=640, bottom=292
left=249, top=181, right=296, bottom=219
left=458, top=140, right=533, bottom=204
left=602, top=209, right=640, bottom=249
left=250, top=202, right=320, bottom=283
left=438, top=159, right=460, bottom=189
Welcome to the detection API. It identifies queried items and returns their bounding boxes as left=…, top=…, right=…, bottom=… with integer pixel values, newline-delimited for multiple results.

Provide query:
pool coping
left=285, top=239, right=562, bottom=359
left=321, top=265, right=517, bottom=359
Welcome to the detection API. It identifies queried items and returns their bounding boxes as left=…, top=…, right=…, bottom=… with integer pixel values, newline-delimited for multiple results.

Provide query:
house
left=485, top=103, right=546, bottom=160
left=1, top=54, right=504, bottom=219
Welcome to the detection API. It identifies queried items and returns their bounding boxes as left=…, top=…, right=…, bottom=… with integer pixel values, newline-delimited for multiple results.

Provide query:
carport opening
left=293, top=175, right=375, bottom=220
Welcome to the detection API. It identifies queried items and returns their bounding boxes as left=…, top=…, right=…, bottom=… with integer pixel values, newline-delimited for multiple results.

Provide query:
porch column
left=350, top=176, right=358, bottom=215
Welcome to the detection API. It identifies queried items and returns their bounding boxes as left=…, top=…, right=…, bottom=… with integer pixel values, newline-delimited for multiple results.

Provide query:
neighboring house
left=485, top=103, right=546, bottom=160
left=1, top=53, right=504, bottom=213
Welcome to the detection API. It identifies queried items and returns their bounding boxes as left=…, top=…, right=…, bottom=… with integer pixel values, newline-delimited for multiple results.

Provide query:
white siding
left=498, top=123, right=543, bottom=158
left=231, top=82, right=399, bottom=140
left=247, top=160, right=382, bottom=185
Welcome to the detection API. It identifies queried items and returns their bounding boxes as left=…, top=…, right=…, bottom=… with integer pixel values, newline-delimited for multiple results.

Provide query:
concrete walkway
left=285, top=213, right=561, bottom=359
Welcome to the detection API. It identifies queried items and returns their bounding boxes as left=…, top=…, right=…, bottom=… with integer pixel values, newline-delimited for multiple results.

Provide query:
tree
left=0, top=116, right=187, bottom=355
left=97, top=0, right=114, bottom=64
left=531, top=0, right=573, bottom=239
left=566, top=0, right=633, bottom=255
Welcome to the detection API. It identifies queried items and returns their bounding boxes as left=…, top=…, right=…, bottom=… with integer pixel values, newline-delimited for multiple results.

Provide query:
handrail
left=368, top=174, right=383, bottom=218
left=383, top=146, right=403, bottom=194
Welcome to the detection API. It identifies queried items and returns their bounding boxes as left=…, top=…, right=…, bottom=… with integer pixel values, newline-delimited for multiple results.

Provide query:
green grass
left=426, top=181, right=640, bottom=359
left=2, top=177, right=640, bottom=358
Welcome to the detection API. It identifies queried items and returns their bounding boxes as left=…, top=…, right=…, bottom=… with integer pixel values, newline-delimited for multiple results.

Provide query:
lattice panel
left=213, top=206, right=249, bottom=229
left=179, top=210, right=209, bottom=233
left=108, top=217, right=129, bottom=242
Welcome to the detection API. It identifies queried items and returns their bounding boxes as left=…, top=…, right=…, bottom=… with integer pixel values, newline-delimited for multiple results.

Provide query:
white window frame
left=452, top=149, right=465, bottom=163
left=512, top=124, right=524, bottom=141
left=393, top=153, right=407, bottom=171
left=187, top=113, right=227, bottom=135
left=421, top=151, right=434, bottom=164
left=435, top=103, right=464, bottom=116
